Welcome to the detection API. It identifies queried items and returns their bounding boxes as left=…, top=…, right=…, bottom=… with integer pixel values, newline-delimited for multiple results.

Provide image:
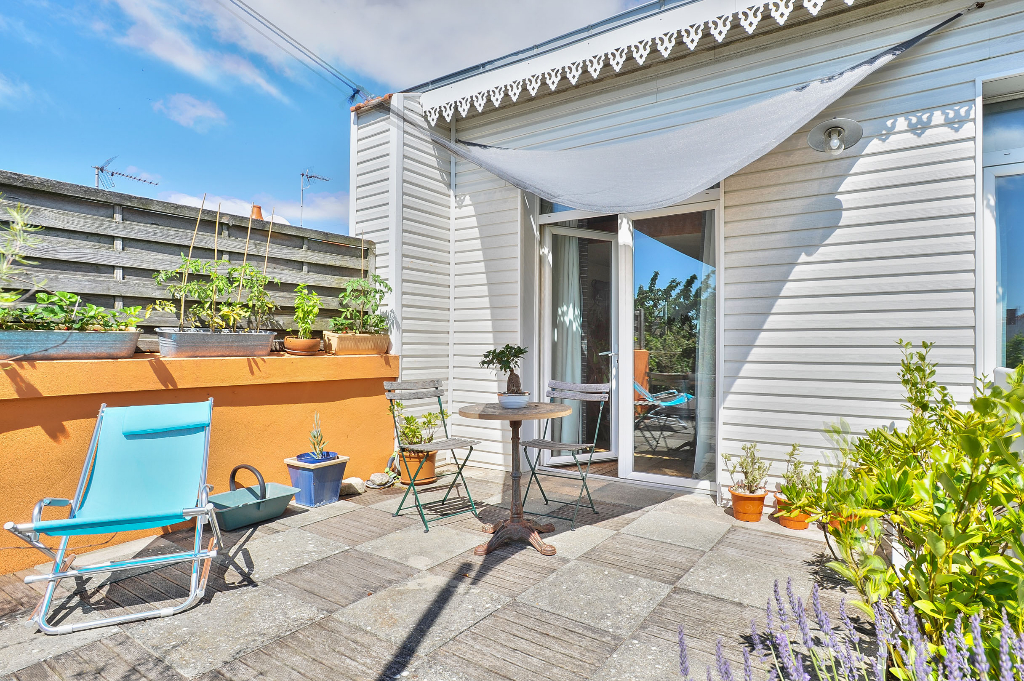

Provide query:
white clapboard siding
left=351, top=0, right=1021, bottom=484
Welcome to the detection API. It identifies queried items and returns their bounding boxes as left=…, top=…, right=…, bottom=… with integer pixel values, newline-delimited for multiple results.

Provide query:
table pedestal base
left=475, top=518, right=556, bottom=556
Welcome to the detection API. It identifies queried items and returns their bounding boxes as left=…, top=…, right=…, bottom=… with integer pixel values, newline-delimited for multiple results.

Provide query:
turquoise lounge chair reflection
left=633, top=382, right=694, bottom=451
left=4, top=399, right=223, bottom=635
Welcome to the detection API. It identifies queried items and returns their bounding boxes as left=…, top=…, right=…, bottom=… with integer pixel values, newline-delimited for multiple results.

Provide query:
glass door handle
left=599, top=351, right=618, bottom=364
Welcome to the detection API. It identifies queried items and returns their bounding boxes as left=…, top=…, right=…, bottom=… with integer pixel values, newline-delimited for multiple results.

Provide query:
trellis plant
left=480, top=344, right=529, bottom=394
left=291, top=284, right=320, bottom=340
left=154, top=256, right=278, bottom=331
left=331, top=274, right=391, bottom=335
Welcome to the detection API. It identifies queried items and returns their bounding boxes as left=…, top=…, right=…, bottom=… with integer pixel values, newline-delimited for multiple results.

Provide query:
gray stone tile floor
left=0, top=467, right=851, bottom=680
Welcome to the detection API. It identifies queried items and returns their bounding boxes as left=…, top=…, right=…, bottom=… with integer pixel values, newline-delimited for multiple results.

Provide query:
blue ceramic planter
left=284, top=453, right=348, bottom=507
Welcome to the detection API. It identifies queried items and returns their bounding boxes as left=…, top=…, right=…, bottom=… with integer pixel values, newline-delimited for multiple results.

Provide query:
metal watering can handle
left=229, top=464, right=267, bottom=501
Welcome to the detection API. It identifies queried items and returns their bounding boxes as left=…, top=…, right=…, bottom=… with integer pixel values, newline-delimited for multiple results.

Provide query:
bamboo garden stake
left=212, top=204, right=220, bottom=325
left=179, top=194, right=207, bottom=328
left=236, top=204, right=254, bottom=302
left=262, top=208, right=275, bottom=276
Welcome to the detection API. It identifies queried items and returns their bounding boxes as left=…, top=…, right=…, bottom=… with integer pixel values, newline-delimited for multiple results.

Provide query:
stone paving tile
left=589, top=483, right=677, bottom=509
left=653, top=492, right=740, bottom=524
left=270, top=549, right=419, bottom=612
left=429, top=544, right=568, bottom=598
left=621, top=510, right=731, bottom=551
left=356, top=525, right=485, bottom=570
left=124, top=582, right=327, bottom=678
left=25, top=632, right=187, bottom=681
left=431, top=601, right=622, bottom=681
left=0, top=616, right=115, bottom=677
left=591, top=633, right=695, bottom=681
left=542, top=525, right=616, bottom=560
left=302, top=506, right=416, bottom=546
left=214, top=527, right=345, bottom=586
left=267, top=499, right=360, bottom=529
left=518, top=560, right=671, bottom=637
left=340, top=572, right=509, bottom=655
left=579, top=533, right=704, bottom=584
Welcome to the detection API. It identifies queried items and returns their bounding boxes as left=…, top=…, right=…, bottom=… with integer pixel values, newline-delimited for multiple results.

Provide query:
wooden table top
left=458, top=402, right=572, bottom=421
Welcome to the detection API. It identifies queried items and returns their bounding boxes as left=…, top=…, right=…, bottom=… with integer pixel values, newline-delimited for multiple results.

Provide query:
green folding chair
left=522, top=380, right=610, bottom=529
left=4, top=399, right=223, bottom=635
left=384, top=379, right=481, bottom=532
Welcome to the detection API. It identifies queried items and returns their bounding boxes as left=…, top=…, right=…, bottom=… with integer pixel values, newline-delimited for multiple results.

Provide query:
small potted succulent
left=325, top=274, right=391, bottom=355
left=774, top=444, right=821, bottom=530
left=390, top=401, right=448, bottom=485
left=480, top=344, right=529, bottom=408
left=723, top=443, right=770, bottom=522
left=284, top=413, right=348, bottom=507
left=284, top=284, right=321, bottom=355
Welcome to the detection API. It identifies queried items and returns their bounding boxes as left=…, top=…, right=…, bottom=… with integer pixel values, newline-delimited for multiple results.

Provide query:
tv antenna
left=300, top=169, right=329, bottom=228
left=92, top=156, right=159, bottom=190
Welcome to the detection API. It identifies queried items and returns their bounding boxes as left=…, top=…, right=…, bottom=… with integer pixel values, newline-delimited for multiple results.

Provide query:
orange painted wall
left=0, top=353, right=399, bottom=575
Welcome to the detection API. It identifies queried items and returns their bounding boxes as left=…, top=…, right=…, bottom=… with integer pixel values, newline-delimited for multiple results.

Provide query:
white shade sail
left=396, top=8, right=972, bottom=214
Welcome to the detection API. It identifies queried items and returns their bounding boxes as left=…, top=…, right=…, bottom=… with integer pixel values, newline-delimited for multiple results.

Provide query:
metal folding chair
left=4, top=399, right=223, bottom=635
left=633, top=382, right=694, bottom=451
left=521, top=380, right=610, bottom=529
left=384, top=379, right=481, bottom=532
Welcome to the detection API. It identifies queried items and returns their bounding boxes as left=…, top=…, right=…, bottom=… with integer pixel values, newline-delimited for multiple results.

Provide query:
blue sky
left=1, top=0, right=637, bottom=234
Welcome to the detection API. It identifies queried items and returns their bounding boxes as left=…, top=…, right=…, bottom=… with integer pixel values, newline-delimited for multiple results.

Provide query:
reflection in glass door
left=546, top=228, right=614, bottom=467
left=631, top=210, right=717, bottom=481
left=991, top=167, right=1024, bottom=369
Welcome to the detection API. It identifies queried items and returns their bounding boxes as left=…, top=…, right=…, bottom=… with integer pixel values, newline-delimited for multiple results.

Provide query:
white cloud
left=124, top=165, right=161, bottom=183
left=0, top=72, right=33, bottom=109
left=159, top=190, right=350, bottom=233
left=153, top=93, right=226, bottom=130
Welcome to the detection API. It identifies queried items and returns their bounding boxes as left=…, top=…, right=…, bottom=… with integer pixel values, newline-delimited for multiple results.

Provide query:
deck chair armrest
left=33, top=498, right=72, bottom=526
left=650, top=389, right=678, bottom=399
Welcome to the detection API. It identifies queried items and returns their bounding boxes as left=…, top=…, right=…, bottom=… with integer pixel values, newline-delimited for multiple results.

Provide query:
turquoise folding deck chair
left=633, top=382, right=694, bottom=451
left=3, top=399, right=223, bottom=635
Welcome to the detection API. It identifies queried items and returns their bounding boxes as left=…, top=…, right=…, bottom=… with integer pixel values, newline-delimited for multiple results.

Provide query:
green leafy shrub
left=807, top=341, right=1024, bottom=666
left=291, top=284, right=320, bottom=340
left=724, top=442, right=770, bottom=493
left=331, top=274, right=390, bottom=335
left=0, top=291, right=146, bottom=331
left=389, top=401, right=448, bottom=446
left=776, top=444, right=822, bottom=516
left=154, top=256, right=277, bottom=330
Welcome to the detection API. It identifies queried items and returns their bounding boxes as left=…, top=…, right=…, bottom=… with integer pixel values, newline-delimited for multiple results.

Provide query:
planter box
left=323, top=331, right=389, bottom=356
left=0, top=330, right=140, bottom=360
left=156, top=328, right=274, bottom=358
left=284, top=453, right=349, bottom=507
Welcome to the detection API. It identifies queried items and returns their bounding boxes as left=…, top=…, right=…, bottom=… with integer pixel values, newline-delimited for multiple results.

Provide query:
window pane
left=984, top=98, right=1024, bottom=153
left=996, top=173, right=1024, bottom=368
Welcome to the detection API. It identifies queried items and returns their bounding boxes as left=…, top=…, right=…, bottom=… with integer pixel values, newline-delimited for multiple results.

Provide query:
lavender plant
left=678, top=579, right=1024, bottom=681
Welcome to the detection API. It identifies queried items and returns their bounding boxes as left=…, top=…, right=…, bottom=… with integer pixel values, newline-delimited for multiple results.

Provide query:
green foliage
left=229, top=263, right=278, bottom=330
left=0, top=291, right=147, bottom=331
left=1007, top=331, right=1024, bottom=370
left=331, top=274, right=390, bottom=335
left=0, top=202, right=44, bottom=320
left=389, top=401, right=448, bottom=446
left=480, top=343, right=529, bottom=394
left=635, top=271, right=712, bottom=375
left=805, top=340, right=1024, bottom=666
left=724, top=442, right=770, bottom=493
left=308, top=412, right=329, bottom=458
left=777, top=444, right=823, bottom=516
left=291, top=284, right=320, bottom=339
left=154, top=256, right=278, bottom=330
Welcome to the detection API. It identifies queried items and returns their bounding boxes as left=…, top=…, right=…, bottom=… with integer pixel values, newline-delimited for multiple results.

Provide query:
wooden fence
left=0, top=170, right=373, bottom=337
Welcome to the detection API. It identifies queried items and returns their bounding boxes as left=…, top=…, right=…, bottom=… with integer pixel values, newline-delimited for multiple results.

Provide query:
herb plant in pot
left=284, top=284, right=321, bottom=355
left=284, top=413, right=348, bottom=507
left=774, top=444, right=820, bottom=530
left=390, top=402, right=448, bottom=485
left=480, top=344, right=529, bottom=408
left=325, top=274, right=391, bottom=355
left=723, top=443, right=770, bottom=522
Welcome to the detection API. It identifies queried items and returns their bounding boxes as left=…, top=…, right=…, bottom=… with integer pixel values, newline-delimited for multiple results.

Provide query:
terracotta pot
left=283, top=336, right=321, bottom=355
left=774, top=493, right=810, bottom=530
left=729, top=487, right=768, bottom=522
left=399, top=451, right=437, bottom=486
left=323, top=331, right=390, bottom=356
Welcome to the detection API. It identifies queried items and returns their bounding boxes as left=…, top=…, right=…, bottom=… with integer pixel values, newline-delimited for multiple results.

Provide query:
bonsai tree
left=480, top=344, right=528, bottom=394
left=291, top=284, right=320, bottom=340
left=723, top=442, right=769, bottom=493
left=331, top=274, right=391, bottom=335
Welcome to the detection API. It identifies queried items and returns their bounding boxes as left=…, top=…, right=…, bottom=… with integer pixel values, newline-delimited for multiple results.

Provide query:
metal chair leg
left=395, top=450, right=431, bottom=532
left=440, top=447, right=480, bottom=518
left=521, top=446, right=550, bottom=507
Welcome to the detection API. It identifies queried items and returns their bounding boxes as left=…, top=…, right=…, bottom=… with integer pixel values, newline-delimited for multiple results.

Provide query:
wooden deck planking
left=0, top=574, right=39, bottom=619
left=302, top=507, right=416, bottom=546
left=579, top=533, right=704, bottom=584
left=272, top=550, right=419, bottom=610
left=639, top=588, right=764, bottom=664
left=429, top=544, right=567, bottom=597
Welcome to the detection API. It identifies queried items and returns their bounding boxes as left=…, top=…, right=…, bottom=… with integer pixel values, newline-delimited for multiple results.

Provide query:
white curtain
left=692, top=212, right=716, bottom=479
left=551, top=235, right=582, bottom=446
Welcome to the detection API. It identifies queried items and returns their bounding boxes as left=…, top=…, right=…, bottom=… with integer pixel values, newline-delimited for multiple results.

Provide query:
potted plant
left=390, top=402, right=448, bottom=485
left=284, top=284, right=321, bottom=355
left=723, top=442, right=770, bottom=522
left=773, top=444, right=821, bottom=530
left=325, top=274, right=391, bottom=355
left=284, top=413, right=349, bottom=507
left=480, top=343, right=529, bottom=408
left=152, top=255, right=275, bottom=357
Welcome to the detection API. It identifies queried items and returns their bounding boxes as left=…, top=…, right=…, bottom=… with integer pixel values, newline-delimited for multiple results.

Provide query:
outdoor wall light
left=807, top=117, right=863, bottom=155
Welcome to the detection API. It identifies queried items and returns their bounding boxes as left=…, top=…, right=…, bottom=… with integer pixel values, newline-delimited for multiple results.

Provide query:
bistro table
left=459, top=402, right=573, bottom=556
